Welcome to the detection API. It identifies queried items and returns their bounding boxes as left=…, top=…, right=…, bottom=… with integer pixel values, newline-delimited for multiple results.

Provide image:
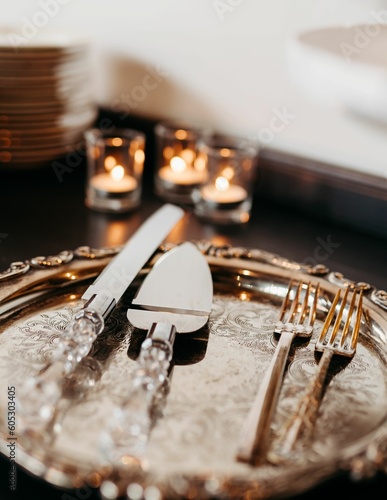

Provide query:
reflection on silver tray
left=0, top=241, right=386, bottom=499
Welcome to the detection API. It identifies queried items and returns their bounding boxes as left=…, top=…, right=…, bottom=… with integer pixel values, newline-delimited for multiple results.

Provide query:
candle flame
left=111, top=165, right=125, bottom=182
left=134, top=149, right=145, bottom=176
left=170, top=156, right=186, bottom=173
left=215, top=176, right=229, bottom=192
left=112, top=137, right=123, bottom=147
left=104, top=155, right=117, bottom=170
left=134, top=149, right=145, bottom=164
left=175, top=129, right=188, bottom=140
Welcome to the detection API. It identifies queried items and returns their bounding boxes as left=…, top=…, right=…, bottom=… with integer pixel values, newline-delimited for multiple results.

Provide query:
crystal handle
left=19, top=308, right=105, bottom=431
left=100, top=322, right=176, bottom=464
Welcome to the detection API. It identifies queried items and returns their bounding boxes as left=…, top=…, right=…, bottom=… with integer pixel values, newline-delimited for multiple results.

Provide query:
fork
left=269, top=287, right=363, bottom=461
left=236, top=279, right=320, bottom=464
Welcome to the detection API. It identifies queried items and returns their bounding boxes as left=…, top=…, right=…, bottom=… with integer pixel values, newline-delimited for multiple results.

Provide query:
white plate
left=0, top=129, right=87, bottom=151
left=0, top=103, right=96, bottom=126
left=0, top=97, right=95, bottom=115
left=288, top=24, right=387, bottom=124
left=0, top=71, right=91, bottom=87
left=0, top=27, right=89, bottom=52
left=0, top=79, right=93, bottom=100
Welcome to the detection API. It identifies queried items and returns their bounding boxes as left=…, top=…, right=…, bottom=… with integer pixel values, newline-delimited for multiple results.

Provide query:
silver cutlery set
left=18, top=204, right=364, bottom=466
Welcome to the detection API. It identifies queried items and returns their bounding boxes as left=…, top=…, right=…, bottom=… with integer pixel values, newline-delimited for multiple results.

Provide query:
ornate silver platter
left=0, top=241, right=386, bottom=499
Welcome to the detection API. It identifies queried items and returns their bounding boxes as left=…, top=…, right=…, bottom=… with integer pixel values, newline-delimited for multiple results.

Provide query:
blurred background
left=1, top=0, right=387, bottom=238
left=2, top=0, right=387, bottom=176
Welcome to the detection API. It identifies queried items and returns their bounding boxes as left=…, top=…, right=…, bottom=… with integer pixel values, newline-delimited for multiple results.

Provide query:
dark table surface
left=0, top=114, right=386, bottom=499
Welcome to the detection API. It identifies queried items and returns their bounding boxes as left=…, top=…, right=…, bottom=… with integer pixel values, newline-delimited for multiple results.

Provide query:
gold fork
left=236, top=279, right=320, bottom=464
left=269, top=287, right=363, bottom=461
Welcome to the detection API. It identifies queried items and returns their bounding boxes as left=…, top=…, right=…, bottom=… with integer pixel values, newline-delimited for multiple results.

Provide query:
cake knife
left=19, top=203, right=185, bottom=430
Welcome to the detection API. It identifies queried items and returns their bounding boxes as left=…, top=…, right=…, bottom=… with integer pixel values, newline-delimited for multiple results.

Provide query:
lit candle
left=158, top=155, right=205, bottom=185
left=90, top=165, right=137, bottom=193
left=201, top=176, right=247, bottom=204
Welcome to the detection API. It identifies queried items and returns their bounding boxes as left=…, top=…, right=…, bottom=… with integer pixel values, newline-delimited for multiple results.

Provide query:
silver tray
left=0, top=241, right=386, bottom=499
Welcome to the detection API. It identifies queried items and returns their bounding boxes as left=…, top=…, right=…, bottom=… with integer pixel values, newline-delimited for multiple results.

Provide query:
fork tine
left=278, top=279, right=294, bottom=322
left=339, top=289, right=358, bottom=349
left=298, top=282, right=311, bottom=325
left=339, top=290, right=355, bottom=347
left=327, top=287, right=349, bottom=346
left=317, top=288, right=342, bottom=345
left=287, top=280, right=302, bottom=324
left=350, top=290, right=363, bottom=351
left=280, top=281, right=313, bottom=326
left=308, top=282, right=320, bottom=328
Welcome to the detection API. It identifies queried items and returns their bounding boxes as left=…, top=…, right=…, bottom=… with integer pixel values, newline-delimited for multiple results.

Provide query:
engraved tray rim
left=0, top=240, right=386, bottom=499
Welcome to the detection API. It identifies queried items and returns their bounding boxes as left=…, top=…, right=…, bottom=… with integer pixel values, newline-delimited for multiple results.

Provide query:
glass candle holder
left=85, top=128, right=145, bottom=213
left=154, top=120, right=212, bottom=204
left=192, top=135, right=259, bottom=224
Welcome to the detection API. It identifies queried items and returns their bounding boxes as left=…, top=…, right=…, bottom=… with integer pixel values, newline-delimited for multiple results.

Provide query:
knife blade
left=81, top=202, right=185, bottom=320
left=100, top=241, right=213, bottom=463
left=19, top=203, right=185, bottom=433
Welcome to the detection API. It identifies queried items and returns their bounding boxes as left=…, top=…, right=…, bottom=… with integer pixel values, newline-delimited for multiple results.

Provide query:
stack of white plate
left=0, top=29, right=97, bottom=170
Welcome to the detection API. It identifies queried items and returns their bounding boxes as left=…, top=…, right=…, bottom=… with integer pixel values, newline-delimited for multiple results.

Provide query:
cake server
left=100, top=241, right=213, bottom=463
